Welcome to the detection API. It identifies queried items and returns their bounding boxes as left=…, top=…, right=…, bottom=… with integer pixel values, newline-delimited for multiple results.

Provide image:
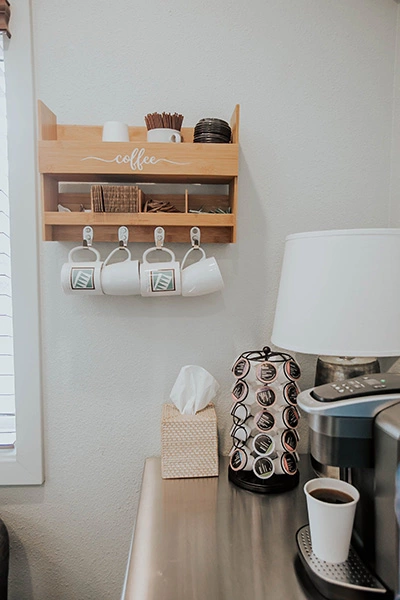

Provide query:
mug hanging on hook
left=61, top=226, right=103, bottom=295
left=101, top=227, right=141, bottom=296
left=181, top=226, right=224, bottom=297
left=140, top=227, right=181, bottom=296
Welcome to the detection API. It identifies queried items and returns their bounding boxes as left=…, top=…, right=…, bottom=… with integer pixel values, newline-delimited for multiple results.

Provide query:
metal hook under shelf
left=154, top=227, right=165, bottom=248
left=190, top=227, right=201, bottom=248
left=82, top=226, right=93, bottom=247
left=118, top=226, right=129, bottom=247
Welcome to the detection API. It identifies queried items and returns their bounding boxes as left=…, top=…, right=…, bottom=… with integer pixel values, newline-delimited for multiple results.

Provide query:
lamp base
left=314, top=356, right=380, bottom=387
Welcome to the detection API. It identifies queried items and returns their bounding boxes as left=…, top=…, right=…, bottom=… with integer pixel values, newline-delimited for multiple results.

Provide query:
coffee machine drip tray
left=296, top=526, right=389, bottom=599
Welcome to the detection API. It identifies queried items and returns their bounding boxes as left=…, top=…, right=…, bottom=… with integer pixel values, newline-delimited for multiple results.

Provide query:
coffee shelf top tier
left=38, top=102, right=239, bottom=181
left=38, top=101, right=239, bottom=243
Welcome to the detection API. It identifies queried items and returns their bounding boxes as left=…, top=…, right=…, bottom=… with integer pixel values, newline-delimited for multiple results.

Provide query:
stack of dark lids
left=193, top=118, right=232, bottom=143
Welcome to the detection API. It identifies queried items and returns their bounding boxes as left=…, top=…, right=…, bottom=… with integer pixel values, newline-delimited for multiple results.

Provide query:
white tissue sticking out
left=170, top=365, right=220, bottom=415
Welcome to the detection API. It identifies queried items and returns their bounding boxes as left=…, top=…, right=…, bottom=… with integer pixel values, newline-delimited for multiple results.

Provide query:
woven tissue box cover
left=161, top=403, right=219, bottom=479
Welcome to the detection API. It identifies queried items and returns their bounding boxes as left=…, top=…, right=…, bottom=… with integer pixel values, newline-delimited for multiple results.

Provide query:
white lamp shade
left=271, top=229, right=400, bottom=357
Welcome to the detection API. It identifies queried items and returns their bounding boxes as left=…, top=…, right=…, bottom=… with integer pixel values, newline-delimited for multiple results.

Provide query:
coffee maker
left=297, top=372, right=400, bottom=600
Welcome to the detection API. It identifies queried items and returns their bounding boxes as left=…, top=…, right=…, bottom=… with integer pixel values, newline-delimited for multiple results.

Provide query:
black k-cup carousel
left=228, top=346, right=301, bottom=493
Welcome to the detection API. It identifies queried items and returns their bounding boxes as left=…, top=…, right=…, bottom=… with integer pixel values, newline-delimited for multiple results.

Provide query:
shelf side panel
left=230, top=105, right=240, bottom=144
left=38, top=101, right=57, bottom=141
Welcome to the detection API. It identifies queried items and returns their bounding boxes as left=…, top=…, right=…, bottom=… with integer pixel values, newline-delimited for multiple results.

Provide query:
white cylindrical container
left=304, top=477, right=360, bottom=563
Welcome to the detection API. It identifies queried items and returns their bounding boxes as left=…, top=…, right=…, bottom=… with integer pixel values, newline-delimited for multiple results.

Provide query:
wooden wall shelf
left=38, top=101, right=239, bottom=243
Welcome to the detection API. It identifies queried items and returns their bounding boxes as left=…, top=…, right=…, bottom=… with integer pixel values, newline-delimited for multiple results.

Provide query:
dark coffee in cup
left=310, top=488, right=354, bottom=504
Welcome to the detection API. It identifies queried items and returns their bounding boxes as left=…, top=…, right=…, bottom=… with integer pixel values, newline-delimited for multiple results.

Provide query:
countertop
left=122, top=455, right=323, bottom=600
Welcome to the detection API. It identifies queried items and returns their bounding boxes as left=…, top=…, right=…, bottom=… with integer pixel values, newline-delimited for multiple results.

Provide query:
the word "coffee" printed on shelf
left=82, top=148, right=190, bottom=172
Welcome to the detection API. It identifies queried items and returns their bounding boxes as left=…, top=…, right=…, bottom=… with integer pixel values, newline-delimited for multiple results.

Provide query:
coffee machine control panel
left=311, top=373, right=400, bottom=402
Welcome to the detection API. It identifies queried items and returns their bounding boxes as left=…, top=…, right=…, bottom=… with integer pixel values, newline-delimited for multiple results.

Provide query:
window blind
left=0, top=36, right=16, bottom=448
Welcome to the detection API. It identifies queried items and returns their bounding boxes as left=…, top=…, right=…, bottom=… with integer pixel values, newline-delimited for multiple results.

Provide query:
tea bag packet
left=170, top=365, right=219, bottom=414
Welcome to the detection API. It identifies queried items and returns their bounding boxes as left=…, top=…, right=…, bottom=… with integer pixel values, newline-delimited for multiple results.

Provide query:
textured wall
left=0, top=1, right=398, bottom=598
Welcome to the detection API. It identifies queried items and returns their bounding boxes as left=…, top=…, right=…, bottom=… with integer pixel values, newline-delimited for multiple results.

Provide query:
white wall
left=0, top=1, right=398, bottom=598
left=390, top=4, right=400, bottom=225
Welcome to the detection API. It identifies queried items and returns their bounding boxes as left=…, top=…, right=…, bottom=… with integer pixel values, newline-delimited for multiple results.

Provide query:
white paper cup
left=147, top=128, right=181, bottom=143
left=304, top=477, right=360, bottom=563
left=102, top=121, right=129, bottom=142
left=181, top=247, right=224, bottom=297
left=101, top=247, right=140, bottom=296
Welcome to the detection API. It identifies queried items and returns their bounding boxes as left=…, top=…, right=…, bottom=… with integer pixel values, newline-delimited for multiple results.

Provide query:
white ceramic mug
left=304, top=477, right=360, bottom=563
left=181, top=247, right=224, bottom=297
left=101, top=247, right=140, bottom=296
left=102, top=121, right=130, bottom=142
left=147, top=128, right=181, bottom=143
left=61, top=246, right=103, bottom=295
left=140, top=247, right=181, bottom=297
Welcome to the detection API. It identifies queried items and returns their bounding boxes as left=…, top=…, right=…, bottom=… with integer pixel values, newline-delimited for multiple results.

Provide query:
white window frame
left=0, top=0, right=43, bottom=484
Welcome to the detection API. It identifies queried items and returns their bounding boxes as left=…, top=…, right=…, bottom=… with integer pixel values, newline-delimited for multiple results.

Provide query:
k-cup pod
left=231, top=379, right=251, bottom=404
left=304, top=477, right=360, bottom=563
left=231, top=356, right=251, bottom=380
left=61, top=246, right=103, bottom=295
left=252, top=433, right=275, bottom=456
left=255, top=386, right=276, bottom=408
left=271, top=405, right=300, bottom=430
left=230, top=401, right=252, bottom=425
left=265, top=381, right=300, bottom=406
left=273, top=452, right=299, bottom=476
left=253, top=456, right=275, bottom=480
left=281, top=429, right=299, bottom=453
left=249, top=410, right=276, bottom=433
left=256, top=358, right=301, bottom=385
left=229, top=446, right=254, bottom=472
left=253, top=429, right=299, bottom=455
left=102, top=120, right=130, bottom=142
